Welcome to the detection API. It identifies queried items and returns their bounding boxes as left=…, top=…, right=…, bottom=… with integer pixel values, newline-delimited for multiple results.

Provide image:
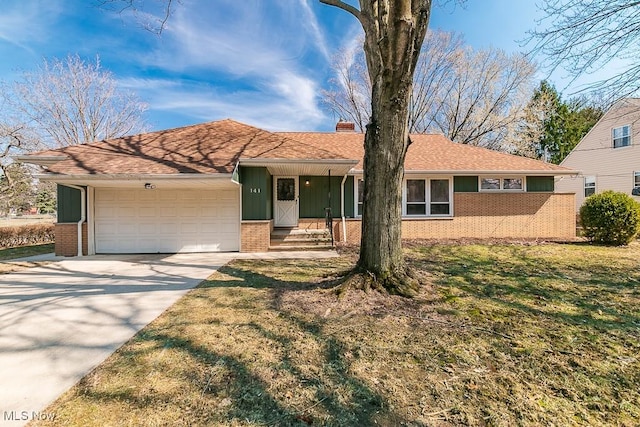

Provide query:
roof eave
left=350, top=169, right=579, bottom=176
left=14, top=155, right=68, bottom=167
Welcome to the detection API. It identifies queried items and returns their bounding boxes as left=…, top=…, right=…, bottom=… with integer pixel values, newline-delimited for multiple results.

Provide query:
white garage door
left=94, top=188, right=240, bottom=253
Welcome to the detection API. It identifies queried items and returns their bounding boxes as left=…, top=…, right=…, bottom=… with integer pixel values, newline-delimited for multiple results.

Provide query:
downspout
left=340, top=174, right=348, bottom=243
left=62, top=184, right=86, bottom=257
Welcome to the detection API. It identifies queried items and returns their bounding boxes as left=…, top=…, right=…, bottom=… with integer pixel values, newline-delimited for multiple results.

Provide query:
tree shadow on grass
left=414, top=244, right=640, bottom=334
left=66, top=260, right=418, bottom=426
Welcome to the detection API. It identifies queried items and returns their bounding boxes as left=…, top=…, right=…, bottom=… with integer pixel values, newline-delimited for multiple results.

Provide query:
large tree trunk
left=321, top=0, right=432, bottom=296
left=358, top=75, right=412, bottom=292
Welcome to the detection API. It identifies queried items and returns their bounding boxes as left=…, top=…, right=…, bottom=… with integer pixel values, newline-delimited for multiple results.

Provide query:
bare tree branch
left=97, top=0, right=180, bottom=33
left=319, top=0, right=362, bottom=21
left=323, top=29, right=536, bottom=152
left=529, top=0, right=640, bottom=100
left=2, top=54, right=148, bottom=148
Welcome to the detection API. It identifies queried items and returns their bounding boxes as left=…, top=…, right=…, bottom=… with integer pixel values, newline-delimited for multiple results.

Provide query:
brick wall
left=337, top=193, right=576, bottom=244
left=241, top=220, right=272, bottom=252
left=55, top=223, right=88, bottom=256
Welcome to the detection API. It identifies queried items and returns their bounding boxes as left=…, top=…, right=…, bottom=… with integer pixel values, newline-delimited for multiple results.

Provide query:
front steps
left=269, top=228, right=333, bottom=251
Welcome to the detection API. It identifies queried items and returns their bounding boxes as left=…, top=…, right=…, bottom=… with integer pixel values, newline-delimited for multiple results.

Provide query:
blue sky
left=0, top=0, right=613, bottom=133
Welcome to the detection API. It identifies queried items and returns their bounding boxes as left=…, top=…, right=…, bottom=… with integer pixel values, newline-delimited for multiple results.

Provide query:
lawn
left=0, top=243, right=55, bottom=273
left=33, top=242, right=640, bottom=426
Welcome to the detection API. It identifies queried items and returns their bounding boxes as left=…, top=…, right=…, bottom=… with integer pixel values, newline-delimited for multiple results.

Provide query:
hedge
left=0, top=223, right=55, bottom=249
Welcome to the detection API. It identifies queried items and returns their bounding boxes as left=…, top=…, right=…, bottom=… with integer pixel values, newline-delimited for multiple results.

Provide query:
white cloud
left=124, top=0, right=333, bottom=130
left=120, top=76, right=326, bottom=131
left=0, top=1, right=62, bottom=52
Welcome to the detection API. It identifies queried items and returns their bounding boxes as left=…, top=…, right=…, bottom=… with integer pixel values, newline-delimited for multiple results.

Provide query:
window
left=584, top=176, right=596, bottom=197
left=480, top=177, right=524, bottom=191
left=404, top=178, right=451, bottom=216
left=635, top=171, right=640, bottom=188
left=276, top=178, right=295, bottom=201
left=430, top=179, right=450, bottom=215
left=406, top=179, right=426, bottom=215
left=357, top=179, right=364, bottom=216
left=613, top=125, right=631, bottom=148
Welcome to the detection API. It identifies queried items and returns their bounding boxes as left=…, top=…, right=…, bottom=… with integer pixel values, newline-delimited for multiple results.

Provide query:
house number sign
left=250, top=188, right=261, bottom=194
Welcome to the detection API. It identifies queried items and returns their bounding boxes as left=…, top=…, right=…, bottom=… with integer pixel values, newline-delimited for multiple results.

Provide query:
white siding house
left=556, top=98, right=640, bottom=211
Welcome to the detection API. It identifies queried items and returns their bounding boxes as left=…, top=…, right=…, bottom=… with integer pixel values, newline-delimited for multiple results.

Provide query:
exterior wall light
left=144, top=183, right=156, bottom=190
left=305, top=180, right=310, bottom=186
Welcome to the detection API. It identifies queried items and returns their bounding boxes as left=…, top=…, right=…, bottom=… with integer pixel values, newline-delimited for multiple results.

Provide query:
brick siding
left=240, top=220, right=272, bottom=252
left=337, top=193, right=576, bottom=244
left=55, top=223, right=88, bottom=256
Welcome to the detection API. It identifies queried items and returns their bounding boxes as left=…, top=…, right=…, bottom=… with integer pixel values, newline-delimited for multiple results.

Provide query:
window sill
left=402, top=216, right=454, bottom=220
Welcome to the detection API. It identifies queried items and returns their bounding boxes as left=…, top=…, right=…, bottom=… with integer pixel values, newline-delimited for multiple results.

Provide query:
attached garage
left=94, top=187, right=240, bottom=253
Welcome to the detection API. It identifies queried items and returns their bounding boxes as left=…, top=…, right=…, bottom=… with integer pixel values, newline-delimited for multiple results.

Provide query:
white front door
left=274, top=176, right=298, bottom=227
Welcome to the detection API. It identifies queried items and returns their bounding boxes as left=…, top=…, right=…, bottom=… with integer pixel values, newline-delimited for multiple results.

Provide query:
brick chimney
left=335, top=119, right=356, bottom=133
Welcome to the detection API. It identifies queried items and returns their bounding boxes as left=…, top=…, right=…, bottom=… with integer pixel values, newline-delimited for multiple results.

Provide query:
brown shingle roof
left=277, top=132, right=571, bottom=173
left=31, top=119, right=348, bottom=175
left=26, top=119, right=572, bottom=175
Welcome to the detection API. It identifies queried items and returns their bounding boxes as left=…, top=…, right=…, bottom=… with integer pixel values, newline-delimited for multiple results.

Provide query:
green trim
left=299, top=176, right=347, bottom=218
left=526, top=176, right=554, bottom=192
left=454, top=176, right=479, bottom=192
left=240, top=167, right=272, bottom=220
left=57, top=184, right=83, bottom=222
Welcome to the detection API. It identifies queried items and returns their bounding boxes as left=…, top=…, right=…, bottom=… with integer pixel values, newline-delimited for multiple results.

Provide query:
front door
left=274, top=176, right=298, bottom=227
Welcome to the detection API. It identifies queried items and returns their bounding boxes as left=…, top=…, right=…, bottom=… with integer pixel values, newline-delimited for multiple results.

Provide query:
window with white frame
left=406, top=179, right=427, bottom=215
left=430, top=179, right=450, bottom=215
left=404, top=178, right=451, bottom=216
left=584, top=176, right=596, bottom=197
left=613, top=125, right=631, bottom=148
left=480, top=177, right=524, bottom=191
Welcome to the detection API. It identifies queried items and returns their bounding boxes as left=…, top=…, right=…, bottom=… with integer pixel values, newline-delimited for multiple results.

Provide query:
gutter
left=33, top=173, right=235, bottom=181
left=340, top=174, right=348, bottom=243
left=60, top=184, right=86, bottom=257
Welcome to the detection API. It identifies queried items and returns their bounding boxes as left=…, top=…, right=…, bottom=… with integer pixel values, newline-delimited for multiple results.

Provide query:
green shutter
left=454, top=176, right=479, bottom=192
left=526, top=176, right=554, bottom=192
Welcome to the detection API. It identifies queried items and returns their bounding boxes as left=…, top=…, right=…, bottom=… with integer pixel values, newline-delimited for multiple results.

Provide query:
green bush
left=0, top=223, right=55, bottom=249
left=579, top=190, right=640, bottom=245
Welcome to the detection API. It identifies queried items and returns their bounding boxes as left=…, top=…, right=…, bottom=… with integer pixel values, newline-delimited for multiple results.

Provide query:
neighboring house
left=19, top=119, right=577, bottom=256
left=557, top=98, right=640, bottom=211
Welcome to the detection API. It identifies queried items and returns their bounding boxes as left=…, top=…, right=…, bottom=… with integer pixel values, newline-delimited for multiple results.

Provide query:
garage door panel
left=95, top=188, right=239, bottom=253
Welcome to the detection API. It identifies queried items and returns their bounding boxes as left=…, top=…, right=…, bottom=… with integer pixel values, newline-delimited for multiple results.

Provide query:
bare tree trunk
left=322, top=0, right=431, bottom=295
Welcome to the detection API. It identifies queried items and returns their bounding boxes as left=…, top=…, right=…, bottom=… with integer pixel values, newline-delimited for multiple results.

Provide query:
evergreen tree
left=525, top=81, right=603, bottom=164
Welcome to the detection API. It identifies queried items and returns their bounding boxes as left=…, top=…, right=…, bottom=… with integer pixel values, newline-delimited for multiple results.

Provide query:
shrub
left=0, top=223, right=55, bottom=249
left=579, top=191, right=640, bottom=245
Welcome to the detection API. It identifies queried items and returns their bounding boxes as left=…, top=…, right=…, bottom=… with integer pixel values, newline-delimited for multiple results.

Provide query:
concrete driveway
left=0, top=253, right=237, bottom=426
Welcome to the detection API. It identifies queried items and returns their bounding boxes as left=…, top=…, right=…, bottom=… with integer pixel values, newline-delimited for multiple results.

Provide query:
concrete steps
left=269, top=228, right=333, bottom=251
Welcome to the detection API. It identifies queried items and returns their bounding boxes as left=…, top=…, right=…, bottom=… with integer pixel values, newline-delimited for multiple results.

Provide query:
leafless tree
left=2, top=54, right=147, bottom=148
left=323, top=30, right=537, bottom=153
left=530, top=0, right=640, bottom=101
left=320, top=0, right=432, bottom=296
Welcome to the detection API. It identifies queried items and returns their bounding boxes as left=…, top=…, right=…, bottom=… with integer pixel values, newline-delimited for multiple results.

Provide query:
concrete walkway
left=0, top=250, right=338, bottom=426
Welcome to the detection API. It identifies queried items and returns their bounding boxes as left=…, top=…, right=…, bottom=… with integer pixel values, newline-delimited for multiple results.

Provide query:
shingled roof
left=22, top=119, right=574, bottom=176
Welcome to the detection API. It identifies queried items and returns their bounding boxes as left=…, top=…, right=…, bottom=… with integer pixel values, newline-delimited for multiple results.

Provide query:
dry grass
left=0, top=243, right=55, bottom=273
left=0, top=215, right=55, bottom=228
left=32, top=242, right=640, bottom=426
